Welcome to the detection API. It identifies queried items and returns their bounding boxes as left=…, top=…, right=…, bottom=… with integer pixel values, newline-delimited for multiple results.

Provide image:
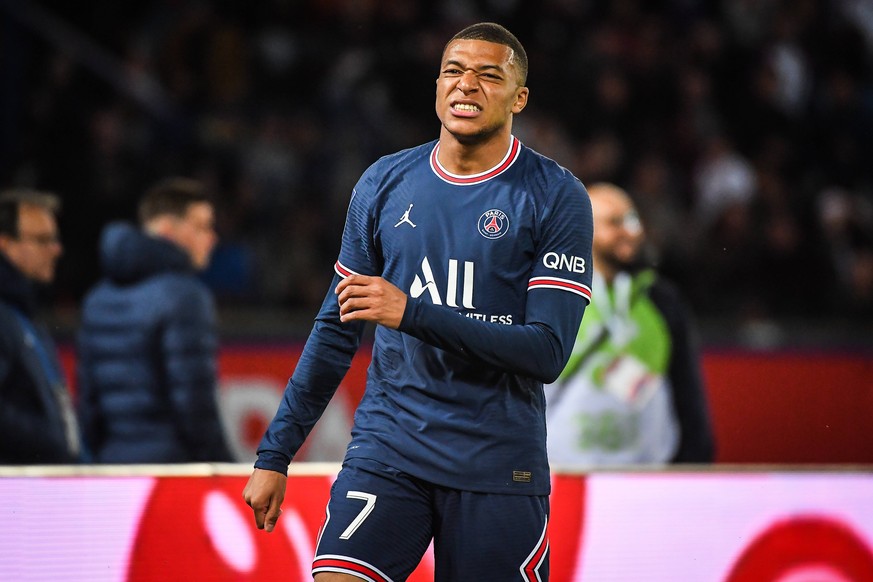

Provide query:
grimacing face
left=0, top=203, right=62, bottom=283
left=435, top=39, right=529, bottom=144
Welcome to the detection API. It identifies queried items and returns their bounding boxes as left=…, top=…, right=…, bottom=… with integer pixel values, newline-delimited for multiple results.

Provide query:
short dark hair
left=446, top=22, right=528, bottom=85
left=0, top=189, right=61, bottom=238
left=138, top=177, right=210, bottom=225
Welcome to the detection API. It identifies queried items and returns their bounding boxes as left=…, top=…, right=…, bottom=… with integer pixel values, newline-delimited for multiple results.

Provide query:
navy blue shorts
left=312, top=457, right=550, bottom=582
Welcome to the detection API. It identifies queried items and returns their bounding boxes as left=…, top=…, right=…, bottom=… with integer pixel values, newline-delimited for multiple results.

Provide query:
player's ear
left=512, top=86, right=529, bottom=114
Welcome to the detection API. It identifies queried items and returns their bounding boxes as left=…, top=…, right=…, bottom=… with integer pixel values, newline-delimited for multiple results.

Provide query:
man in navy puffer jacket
left=76, top=177, right=234, bottom=463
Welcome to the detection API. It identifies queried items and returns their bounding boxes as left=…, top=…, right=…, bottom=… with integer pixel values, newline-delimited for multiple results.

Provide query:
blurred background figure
left=0, top=189, right=81, bottom=464
left=547, top=183, right=715, bottom=466
left=76, top=177, right=234, bottom=463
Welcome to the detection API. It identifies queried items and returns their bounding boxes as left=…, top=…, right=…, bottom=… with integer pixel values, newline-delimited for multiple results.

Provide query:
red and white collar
left=430, top=136, right=521, bottom=185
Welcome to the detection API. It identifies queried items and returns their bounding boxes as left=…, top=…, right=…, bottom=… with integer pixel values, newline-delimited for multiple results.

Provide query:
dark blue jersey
left=257, top=136, right=593, bottom=495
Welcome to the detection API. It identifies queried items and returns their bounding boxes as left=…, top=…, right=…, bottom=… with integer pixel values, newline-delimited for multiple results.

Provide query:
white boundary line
left=0, top=462, right=342, bottom=478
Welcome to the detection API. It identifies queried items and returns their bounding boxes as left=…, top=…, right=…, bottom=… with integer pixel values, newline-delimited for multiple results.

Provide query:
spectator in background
left=0, top=189, right=81, bottom=464
left=547, top=183, right=715, bottom=466
left=817, top=186, right=873, bottom=319
left=76, top=177, right=234, bottom=463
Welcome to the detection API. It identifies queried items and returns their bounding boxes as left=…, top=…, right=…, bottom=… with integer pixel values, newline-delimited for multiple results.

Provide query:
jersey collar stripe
left=313, top=556, right=393, bottom=582
left=334, top=261, right=361, bottom=278
left=430, top=136, right=521, bottom=185
left=528, top=277, right=592, bottom=299
left=520, top=517, right=549, bottom=582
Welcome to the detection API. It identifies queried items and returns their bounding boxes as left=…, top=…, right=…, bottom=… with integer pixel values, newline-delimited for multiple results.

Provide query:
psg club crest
left=478, top=209, right=509, bottom=239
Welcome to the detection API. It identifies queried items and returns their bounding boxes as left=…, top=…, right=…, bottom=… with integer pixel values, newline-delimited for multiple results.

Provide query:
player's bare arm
left=242, top=468, right=287, bottom=533
left=335, top=274, right=407, bottom=328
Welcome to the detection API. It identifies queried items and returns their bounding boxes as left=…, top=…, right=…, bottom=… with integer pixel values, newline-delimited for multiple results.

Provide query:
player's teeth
left=454, top=104, right=480, bottom=111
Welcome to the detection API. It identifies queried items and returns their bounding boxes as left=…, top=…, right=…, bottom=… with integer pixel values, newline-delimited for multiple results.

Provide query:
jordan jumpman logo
left=394, top=204, right=417, bottom=228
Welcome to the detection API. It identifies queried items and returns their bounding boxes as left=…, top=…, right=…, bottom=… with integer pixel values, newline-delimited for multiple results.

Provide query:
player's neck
left=437, top=129, right=513, bottom=175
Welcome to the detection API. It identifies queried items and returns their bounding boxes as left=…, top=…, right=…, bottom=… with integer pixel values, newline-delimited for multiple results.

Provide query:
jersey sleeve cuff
left=398, top=296, right=421, bottom=333
left=528, top=276, right=592, bottom=302
left=254, top=450, right=292, bottom=475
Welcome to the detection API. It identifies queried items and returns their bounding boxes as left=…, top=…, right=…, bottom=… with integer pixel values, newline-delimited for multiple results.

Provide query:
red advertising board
left=703, top=351, right=873, bottom=463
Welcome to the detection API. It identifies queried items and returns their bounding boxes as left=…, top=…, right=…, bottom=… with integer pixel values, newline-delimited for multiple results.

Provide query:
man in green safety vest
left=546, top=183, right=715, bottom=466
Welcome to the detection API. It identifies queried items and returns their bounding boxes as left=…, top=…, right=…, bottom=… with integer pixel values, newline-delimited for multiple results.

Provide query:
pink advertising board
left=1, top=468, right=872, bottom=581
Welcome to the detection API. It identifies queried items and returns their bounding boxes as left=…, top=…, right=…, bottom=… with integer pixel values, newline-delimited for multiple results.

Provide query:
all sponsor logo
left=410, top=257, right=475, bottom=308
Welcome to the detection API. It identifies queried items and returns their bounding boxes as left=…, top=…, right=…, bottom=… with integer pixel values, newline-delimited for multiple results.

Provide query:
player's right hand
left=335, top=274, right=408, bottom=328
left=242, top=468, right=288, bottom=533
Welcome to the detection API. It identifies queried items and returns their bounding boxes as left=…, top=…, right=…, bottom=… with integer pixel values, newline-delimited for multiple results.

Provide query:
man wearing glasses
left=0, top=189, right=80, bottom=464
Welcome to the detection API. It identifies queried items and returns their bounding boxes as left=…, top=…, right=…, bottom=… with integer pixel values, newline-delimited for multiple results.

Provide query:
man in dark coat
left=0, top=189, right=80, bottom=464
left=77, top=177, right=234, bottom=463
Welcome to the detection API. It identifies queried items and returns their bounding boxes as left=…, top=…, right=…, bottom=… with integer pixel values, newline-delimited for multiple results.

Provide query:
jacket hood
left=99, top=222, right=193, bottom=284
left=0, top=252, right=38, bottom=314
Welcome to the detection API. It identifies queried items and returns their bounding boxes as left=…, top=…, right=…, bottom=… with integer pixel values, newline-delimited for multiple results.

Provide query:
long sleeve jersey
left=257, top=137, right=593, bottom=495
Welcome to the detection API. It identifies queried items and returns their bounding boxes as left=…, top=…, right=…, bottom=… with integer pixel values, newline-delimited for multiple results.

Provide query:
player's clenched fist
left=243, top=468, right=287, bottom=533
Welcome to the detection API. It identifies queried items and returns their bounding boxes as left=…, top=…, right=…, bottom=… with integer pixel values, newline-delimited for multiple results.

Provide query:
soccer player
left=243, top=22, right=593, bottom=581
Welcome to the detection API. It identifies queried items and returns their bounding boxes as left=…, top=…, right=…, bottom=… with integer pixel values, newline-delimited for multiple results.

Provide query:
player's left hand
left=336, top=274, right=407, bottom=328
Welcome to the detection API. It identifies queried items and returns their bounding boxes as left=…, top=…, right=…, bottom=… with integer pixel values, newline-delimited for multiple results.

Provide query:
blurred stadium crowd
left=2, top=0, right=872, bottom=341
